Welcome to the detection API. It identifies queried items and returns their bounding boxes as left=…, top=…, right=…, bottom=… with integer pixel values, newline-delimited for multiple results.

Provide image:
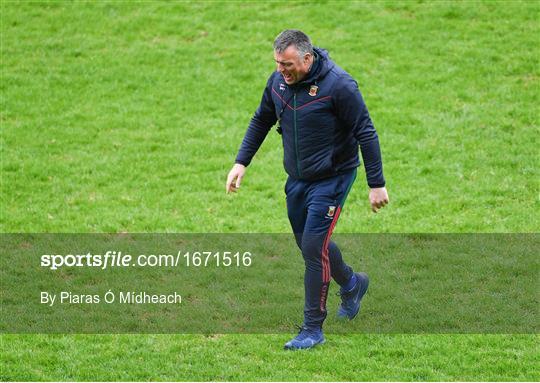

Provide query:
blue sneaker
left=284, top=325, right=325, bottom=350
left=337, top=272, right=369, bottom=320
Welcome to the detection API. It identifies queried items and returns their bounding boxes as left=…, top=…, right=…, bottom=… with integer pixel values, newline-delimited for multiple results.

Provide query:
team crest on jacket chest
left=309, top=85, right=318, bottom=97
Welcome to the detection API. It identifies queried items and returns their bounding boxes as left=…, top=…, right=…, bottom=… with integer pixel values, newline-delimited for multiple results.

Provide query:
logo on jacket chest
left=309, top=85, right=319, bottom=97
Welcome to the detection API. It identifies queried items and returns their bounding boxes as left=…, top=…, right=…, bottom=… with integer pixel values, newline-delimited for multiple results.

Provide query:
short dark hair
left=273, top=29, right=313, bottom=57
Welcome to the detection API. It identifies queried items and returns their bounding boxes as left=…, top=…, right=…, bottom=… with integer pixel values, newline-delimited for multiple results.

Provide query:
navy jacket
left=235, top=47, right=385, bottom=188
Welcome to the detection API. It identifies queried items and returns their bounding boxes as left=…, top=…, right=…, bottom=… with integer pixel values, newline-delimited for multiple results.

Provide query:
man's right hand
left=226, top=164, right=246, bottom=193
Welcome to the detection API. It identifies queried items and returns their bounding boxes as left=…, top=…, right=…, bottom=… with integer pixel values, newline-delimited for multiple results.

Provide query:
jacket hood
left=298, top=46, right=334, bottom=86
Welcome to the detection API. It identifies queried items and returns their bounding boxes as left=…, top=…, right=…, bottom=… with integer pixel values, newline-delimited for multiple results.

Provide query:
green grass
left=2, top=334, right=538, bottom=381
left=1, top=1, right=539, bottom=381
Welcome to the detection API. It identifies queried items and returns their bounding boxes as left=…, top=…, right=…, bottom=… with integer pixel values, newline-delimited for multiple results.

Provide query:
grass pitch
left=1, top=1, right=539, bottom=381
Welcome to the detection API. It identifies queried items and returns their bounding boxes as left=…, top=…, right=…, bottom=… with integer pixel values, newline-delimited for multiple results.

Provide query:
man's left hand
left=369, top=187, right=389, bottom=213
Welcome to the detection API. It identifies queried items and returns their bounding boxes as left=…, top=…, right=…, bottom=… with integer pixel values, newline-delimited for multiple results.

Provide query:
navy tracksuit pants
left=285, top=168, right=357, bottom=329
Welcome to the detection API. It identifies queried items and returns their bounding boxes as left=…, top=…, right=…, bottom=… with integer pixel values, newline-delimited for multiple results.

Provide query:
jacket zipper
left=293, top=92, right=301, bottom=178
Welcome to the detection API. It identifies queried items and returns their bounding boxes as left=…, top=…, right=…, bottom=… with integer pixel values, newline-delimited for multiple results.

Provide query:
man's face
left=274, top=45, right=312, bottom=85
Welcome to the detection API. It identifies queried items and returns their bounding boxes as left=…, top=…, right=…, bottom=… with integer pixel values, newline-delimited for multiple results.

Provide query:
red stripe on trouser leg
left=319, top=206, right=342, bottom=311
left=322, top=206, right=342, bottom=281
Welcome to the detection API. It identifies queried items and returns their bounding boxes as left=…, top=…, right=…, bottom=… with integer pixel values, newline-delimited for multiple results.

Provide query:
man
left=226, top=30, right=389, bottom=350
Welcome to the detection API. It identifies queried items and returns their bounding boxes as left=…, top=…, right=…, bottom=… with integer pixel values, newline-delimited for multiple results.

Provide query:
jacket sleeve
left=235, top=73, right=278, bottom=167
left=333, top=75, right=386, bottom=188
